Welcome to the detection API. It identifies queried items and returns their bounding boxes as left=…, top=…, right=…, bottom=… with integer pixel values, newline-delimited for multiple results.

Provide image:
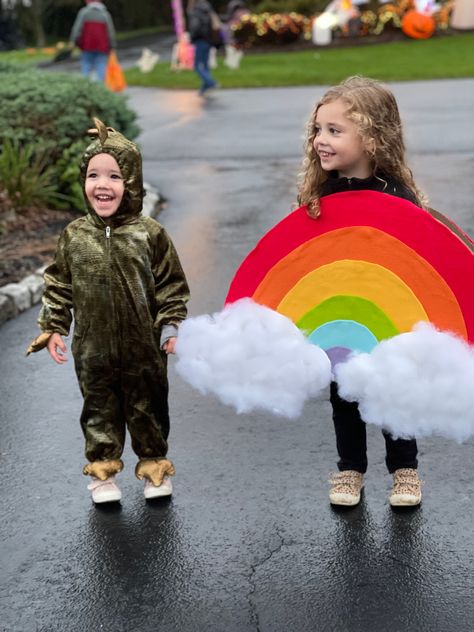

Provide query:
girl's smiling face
left=85, top=153, right=124, bottom=218
left=313, top=98, right=372, bottom=180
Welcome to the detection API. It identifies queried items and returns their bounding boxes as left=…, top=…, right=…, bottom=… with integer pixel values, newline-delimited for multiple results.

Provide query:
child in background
left=28, top=119, right=189, bottom=505
left=297, top=76, right=426, bottom=507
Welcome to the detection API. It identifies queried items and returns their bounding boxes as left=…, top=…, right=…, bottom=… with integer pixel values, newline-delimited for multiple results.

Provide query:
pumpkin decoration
left=401, top=9, right=436, bottom=39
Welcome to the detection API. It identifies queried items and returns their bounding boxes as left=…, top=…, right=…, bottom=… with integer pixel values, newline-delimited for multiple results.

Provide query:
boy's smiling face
left=85, top=153, right=124, bottom=218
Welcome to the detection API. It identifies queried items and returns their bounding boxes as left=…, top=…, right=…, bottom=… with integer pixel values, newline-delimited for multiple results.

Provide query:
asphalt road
left=1, top=79, right=473, bottom=631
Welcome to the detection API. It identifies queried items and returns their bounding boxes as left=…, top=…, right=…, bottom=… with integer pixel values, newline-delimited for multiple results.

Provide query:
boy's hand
left=162, top=337, right=177, bottom=355
left=47, top=333, right=68, bottom=364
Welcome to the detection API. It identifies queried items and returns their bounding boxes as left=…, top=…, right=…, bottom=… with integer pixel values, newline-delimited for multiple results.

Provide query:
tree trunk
left=31, top=0, right=46, bottom=47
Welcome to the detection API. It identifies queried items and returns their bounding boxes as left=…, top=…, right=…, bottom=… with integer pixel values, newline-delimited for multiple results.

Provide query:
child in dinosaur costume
left=27, top=119, right=189, bottom=504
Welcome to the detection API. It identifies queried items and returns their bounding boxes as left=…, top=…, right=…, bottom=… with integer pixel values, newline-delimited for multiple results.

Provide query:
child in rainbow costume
left=221, top=77, right=474, bottom=508
left=297, top=76, right=425, bottom=506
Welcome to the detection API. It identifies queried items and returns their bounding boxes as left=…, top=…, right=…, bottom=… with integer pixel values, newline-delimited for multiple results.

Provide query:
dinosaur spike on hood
left=80, top=118, right=145, bottom=222
left=88, top=117, right=110, bottom=145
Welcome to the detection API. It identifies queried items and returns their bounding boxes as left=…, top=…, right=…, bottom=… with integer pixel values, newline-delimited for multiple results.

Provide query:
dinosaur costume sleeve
left=38, top=230, right=73, bottom=337
left=151, top=223, right=189, bottom=333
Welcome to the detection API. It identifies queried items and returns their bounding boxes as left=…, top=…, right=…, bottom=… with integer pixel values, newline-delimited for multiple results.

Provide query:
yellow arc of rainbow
left=277, top=260, right=428, bottom=332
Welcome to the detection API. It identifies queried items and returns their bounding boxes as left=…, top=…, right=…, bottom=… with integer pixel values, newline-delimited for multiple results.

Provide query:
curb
left=0, top=183, right=163, bottom=327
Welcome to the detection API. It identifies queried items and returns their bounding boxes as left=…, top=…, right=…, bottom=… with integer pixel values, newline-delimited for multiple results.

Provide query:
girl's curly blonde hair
left=297, top=76, right=428, bottom=217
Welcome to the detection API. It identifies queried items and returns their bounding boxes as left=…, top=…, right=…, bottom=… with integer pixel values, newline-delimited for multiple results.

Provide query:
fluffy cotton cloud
left=175, top=298, right=332, bottom=419
left=335, top=322, right=474, bottom=442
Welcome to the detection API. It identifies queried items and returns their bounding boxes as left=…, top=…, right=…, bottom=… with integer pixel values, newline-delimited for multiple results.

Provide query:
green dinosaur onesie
left=29, top=120, right=189, bottom=482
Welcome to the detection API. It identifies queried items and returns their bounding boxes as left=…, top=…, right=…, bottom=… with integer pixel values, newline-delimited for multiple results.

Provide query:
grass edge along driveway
left=125, top=33, right=474, bottom=89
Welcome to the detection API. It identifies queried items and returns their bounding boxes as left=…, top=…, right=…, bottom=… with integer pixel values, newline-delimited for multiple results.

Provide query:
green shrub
left=0, top=62, right=139, bottom=210
left=0, top=139, right=71, bottom=211
left=55, top=140, right=89, bottom=213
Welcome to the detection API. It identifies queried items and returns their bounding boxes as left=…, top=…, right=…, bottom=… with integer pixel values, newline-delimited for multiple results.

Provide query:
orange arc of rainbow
left=253, top=227, right=467, bottom=338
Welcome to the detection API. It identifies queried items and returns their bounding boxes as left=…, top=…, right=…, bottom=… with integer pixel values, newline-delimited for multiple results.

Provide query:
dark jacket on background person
left=70, top=1, right=116, bottom=53
left=188, top=0, right=213, bottom=43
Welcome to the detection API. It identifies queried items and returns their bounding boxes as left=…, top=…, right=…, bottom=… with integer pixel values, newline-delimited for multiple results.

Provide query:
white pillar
left=451, top=0, right=474, bottom=29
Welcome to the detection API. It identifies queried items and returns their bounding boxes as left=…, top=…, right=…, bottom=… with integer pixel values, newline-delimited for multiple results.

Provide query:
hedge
left=0, top=62, right=139, bottom=210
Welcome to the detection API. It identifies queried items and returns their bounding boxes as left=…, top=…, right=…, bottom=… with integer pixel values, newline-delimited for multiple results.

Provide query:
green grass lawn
left=125, top=33, right=474, bottom=89
left=0, top=48, right=54, bottom=64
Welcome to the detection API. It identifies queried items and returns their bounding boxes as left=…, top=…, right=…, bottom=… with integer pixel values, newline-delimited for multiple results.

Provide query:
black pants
left=330, top=382, right=418, bottom=474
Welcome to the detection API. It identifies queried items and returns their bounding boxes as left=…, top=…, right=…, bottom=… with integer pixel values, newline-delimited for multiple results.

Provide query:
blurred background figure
left=170, top=0, right=195, bottom=71
left=223, top=0, right=249, bottom=35
left=70, top=0, right=116, bottom=82
left=222, top=0, right=249, bottom=69
left=0, top=11, right=24, bottom=51
left=137, top=47, right=160, bottom=73
left=312, top=0, right=367, bottom=46
left=187, top=0, right=217, bottom=95
left=170, top=32, right=195, bottom=71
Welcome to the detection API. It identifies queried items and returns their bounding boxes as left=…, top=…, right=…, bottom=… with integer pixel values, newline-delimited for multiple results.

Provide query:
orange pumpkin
left=401, top=10, right=436, bottom=39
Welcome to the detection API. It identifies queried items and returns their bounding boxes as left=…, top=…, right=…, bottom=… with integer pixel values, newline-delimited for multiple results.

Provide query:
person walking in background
left=187, top=0, right=218, bottom=96
left=223, top=0, right=249, bottom=41
left=70, top=0, right=116, bottom=82
left=222, top=0, right=248, bottom=69
left=297, top=76, right=427, bottom=508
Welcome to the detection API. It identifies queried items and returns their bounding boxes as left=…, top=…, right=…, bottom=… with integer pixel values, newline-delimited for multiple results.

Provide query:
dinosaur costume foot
left=135, top=458, right=175, bottom=487
left=83, top=459, right=124, bottom=481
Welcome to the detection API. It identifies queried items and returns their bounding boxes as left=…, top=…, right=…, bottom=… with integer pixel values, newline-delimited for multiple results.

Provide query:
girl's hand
left=162, top=337, right=177, bottom=355
left=47, top=333, right=68, bottom=364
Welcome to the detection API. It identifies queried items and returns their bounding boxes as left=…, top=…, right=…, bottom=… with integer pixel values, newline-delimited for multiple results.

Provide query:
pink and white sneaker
left=144, top=475, right=173, bottom=499
left=87, top=475, right=122, bottom=504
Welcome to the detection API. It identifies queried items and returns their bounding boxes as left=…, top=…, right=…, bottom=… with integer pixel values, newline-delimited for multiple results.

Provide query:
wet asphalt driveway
left=1, top=79, right=474, bottom=631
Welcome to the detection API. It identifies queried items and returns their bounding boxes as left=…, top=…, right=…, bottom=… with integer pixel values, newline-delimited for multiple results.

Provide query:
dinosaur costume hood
left=80, top=118, right=145, bottom=225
